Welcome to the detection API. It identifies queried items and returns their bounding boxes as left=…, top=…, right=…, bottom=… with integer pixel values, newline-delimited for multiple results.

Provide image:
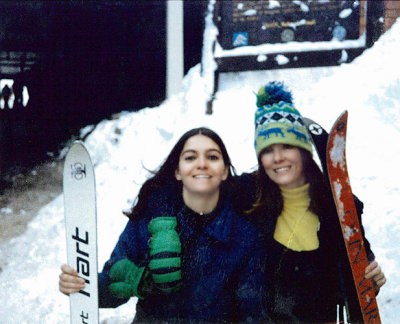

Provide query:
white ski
left=63, top=141, right=99, bottom=324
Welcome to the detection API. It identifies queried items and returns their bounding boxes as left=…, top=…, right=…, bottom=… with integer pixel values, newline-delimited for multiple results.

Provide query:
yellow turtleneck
left=273, top=183, right=320, bottom=252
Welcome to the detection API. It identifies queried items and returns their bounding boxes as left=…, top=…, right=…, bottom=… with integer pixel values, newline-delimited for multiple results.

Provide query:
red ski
left=327, top=111, right=381, bottom=323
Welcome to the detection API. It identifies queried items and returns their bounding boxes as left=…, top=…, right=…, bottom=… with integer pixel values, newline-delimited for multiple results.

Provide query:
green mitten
left=148, top=217, right=182, bottom=293
left=108, top=258, right=152, bottom=299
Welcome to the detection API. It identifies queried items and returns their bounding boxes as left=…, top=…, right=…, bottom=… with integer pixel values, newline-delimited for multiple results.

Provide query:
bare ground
left=0, top=159, right=64, bottom=244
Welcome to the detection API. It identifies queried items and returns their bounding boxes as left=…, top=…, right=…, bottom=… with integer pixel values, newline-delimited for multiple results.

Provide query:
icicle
left=336, top=304, right=339, bottom=323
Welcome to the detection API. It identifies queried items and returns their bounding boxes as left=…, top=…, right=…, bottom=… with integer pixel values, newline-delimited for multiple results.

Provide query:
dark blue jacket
left=98, top=186, right=269, bottom=323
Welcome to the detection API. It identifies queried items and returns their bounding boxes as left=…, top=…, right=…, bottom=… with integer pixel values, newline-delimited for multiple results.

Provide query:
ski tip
left=70, top=140, right=88, bottom=151
left=72, top=140, right=85, bottom=147
left=336, top=110, right=348, bottom=122
left=303, top=117, right=316, bottom=126
left=65, top=141, right=92, bottom=163
left=303, top=117, right=327, bottom=138
left=63, top=140, right=95, bottom=182
left=331, top=111, right=348, bottom=133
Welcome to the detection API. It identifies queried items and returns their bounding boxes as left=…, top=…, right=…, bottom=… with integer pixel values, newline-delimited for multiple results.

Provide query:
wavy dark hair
left=250, top=147, right=332, bottom=221
left=124, top=127, right=236, bottom=220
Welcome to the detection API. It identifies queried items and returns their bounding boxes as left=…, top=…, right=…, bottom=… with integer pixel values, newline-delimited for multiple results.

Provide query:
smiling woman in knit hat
left=243, top=81, right=386, bottom=323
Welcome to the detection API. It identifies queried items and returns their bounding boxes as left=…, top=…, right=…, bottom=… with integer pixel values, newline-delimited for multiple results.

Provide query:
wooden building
left=385, top=0, right=400, bottom=31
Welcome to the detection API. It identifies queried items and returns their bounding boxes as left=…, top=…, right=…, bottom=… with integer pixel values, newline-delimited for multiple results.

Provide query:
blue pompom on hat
left=254, top=81, right=313, bottom=157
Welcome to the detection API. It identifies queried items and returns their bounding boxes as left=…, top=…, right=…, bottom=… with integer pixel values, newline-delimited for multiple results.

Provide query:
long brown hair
left=124, top=127, right=236, bottom=220
left=249, top=147, right=332, bottom=220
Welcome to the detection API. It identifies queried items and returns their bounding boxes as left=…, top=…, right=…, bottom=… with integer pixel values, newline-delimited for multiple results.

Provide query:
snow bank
left=0, top=15, right=399, bottom=324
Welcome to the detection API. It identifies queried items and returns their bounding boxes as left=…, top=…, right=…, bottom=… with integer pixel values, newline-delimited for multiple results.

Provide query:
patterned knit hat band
left=254, top=82, right=313, bottom=157
left=255, top=101, right=304, bottom=128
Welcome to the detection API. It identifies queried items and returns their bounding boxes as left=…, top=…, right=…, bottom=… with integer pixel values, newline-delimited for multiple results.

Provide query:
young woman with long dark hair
left=59, top=127, right=270, bottom=323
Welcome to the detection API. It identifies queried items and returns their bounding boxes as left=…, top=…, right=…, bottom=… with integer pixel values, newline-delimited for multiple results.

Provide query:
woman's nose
left=197, top=156, right=207, bottom=168
left=273, top=149, right=283, bottom=162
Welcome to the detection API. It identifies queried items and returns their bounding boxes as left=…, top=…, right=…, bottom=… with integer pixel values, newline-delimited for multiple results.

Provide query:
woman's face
left=260, top=144, right=306, bottom=189
left=175, top=134, right=228, bottom=197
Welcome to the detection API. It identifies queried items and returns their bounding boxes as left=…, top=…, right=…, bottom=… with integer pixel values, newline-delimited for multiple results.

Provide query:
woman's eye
left=283, top=144, right=294, bottom=150
left=208, top=154, right=220, bottom=160
left=184, top=155, right=196, bottom=161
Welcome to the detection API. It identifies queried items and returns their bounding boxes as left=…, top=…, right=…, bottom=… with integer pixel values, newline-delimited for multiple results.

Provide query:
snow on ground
left=0, top=11, right=399, bottom=324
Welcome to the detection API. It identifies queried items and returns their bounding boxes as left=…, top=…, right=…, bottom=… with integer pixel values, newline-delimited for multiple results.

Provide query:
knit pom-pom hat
left=254, top=81, right=313, bottom=157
